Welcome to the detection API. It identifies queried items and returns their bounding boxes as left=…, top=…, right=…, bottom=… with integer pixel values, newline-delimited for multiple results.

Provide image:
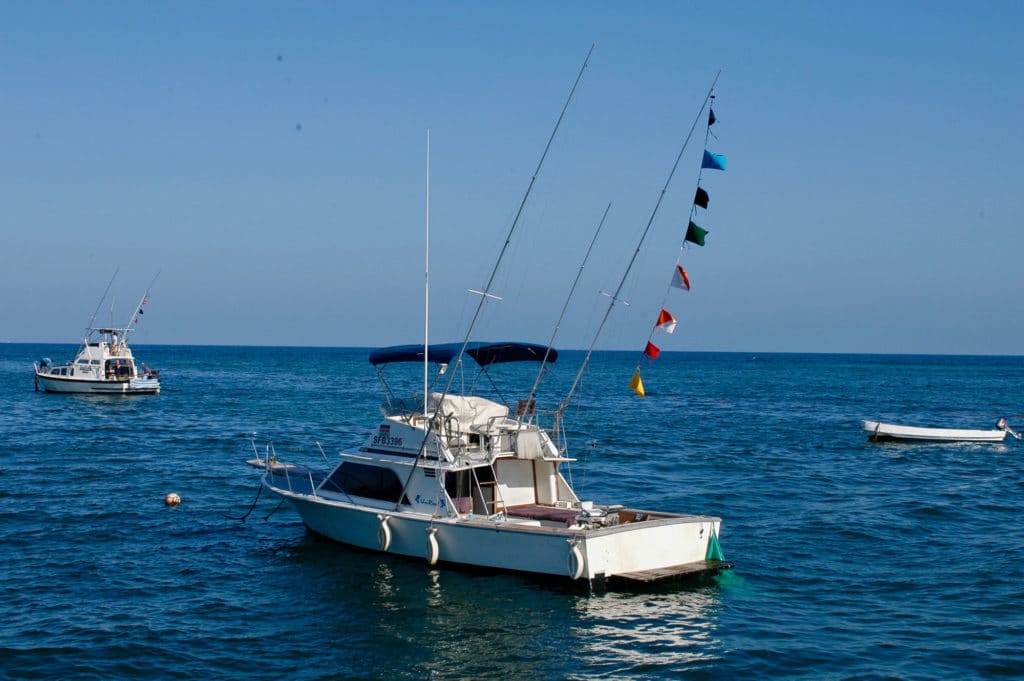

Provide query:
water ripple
left=3, top=346, right=1024, bottom=678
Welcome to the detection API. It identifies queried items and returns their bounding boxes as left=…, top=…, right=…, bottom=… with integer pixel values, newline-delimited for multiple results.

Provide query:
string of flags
left=631, top=98, right=727, bottom=398
left=133, top=297, right=149, bottom=325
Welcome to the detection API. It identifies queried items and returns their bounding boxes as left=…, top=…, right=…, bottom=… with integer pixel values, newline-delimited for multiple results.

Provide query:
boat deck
left=614, top=559, right=733, bottom=583
left=504, top=504, right=579, bottom=526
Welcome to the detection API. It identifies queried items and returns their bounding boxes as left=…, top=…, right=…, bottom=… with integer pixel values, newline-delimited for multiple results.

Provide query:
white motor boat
left=864, top=419, right=1019, bottom=443
left=255, top=55, right=729, bottom=586
left=256, top=342, right=728, bottom=586
left=34, top=275, right=160, bottom=395
left=34, top=326, right=160, bottom=394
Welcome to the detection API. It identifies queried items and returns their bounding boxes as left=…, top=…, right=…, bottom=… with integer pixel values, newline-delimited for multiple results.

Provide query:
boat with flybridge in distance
left=33, top=274, right=160, bottom=395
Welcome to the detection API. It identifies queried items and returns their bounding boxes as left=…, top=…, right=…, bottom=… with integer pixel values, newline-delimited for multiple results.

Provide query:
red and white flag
left=671, top=265, right=690, bottom=291
left=655, top=309, right=677, bottom=334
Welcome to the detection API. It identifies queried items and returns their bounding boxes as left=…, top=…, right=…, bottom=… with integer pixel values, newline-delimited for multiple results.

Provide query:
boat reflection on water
left=571, top=586, right=725, bottom=673
left=361, top=550, right=726, bottom=678
left=261, top=529, right=731, bottom=677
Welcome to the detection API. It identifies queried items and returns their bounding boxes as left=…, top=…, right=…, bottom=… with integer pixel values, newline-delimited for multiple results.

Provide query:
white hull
left=268, top=476, right=723, bottom=583
left=864, top=420, right=1007, bottom=443
left=35, top=372, right=160, bottom=394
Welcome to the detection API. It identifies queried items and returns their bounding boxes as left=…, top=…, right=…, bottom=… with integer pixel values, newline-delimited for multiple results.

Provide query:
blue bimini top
left=369, top=342, right=558, bottom=367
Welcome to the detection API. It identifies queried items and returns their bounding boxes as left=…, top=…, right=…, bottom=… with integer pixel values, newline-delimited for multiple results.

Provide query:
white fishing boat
left=35, top=327, right=160, bottom=394
left=34, top=275, right=160, bottom=395
left=254, top=56, right=728, bottom=586
left=255, top=341, right=727, bottom=586
left=863, top=419, right=1019, bottom=443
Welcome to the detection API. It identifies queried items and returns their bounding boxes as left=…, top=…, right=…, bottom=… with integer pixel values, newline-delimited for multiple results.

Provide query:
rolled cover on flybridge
left=864, top=419, right=1020, bottom=443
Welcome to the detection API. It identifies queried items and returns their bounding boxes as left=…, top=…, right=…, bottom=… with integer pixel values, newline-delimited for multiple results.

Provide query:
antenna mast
left=424, top=129, right=431, bottom=417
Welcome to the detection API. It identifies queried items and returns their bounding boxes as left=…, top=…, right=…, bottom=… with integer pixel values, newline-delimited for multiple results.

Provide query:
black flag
left=708, top=108, right=717, bottom=126
left=694, top=187, right=709, bottom=209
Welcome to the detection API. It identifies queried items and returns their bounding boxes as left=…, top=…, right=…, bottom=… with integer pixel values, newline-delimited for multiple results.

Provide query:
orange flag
left=656, top=309, right=677, bottom=334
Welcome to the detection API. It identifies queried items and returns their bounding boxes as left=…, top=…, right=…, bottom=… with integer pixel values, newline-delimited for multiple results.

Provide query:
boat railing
left=267, top=461, right=322, bottom=500
left=250, top=437, right=325, bottom=499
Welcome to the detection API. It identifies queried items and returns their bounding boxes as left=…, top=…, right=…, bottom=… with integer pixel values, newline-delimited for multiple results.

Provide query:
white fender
left=377, top=514, right=392, bottom=552
left=426, top=528, right=439, bottom=565
left=567, top=539, right=585, bottom=580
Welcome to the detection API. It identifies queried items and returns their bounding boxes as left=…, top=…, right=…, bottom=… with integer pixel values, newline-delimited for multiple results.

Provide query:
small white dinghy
left=864, top=418, right=1021, bottom=443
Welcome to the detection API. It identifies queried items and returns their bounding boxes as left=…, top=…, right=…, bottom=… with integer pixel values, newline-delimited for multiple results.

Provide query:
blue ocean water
left=2, top=344, right=1023, bottom=679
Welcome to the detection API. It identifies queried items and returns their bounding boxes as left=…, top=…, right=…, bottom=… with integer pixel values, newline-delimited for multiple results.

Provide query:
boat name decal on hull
left=372, top=425, right=404, bottom=448
left=414, top=494, right=446, bottom=509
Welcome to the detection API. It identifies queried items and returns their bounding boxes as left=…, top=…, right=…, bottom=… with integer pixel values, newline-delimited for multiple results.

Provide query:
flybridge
left=369, top=342, right=558, bottom=367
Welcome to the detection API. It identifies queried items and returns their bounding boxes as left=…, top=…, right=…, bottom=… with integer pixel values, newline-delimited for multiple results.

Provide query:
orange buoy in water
left=164, top=493, right=181, bottom=507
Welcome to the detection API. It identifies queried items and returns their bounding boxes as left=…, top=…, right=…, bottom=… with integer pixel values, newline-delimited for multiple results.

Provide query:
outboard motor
left=997, top=418, right=1022, bottom=440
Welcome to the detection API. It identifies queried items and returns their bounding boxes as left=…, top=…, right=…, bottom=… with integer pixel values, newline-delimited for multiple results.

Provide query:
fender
left=377, top=514, right=392, bottom=552
left=426, top=527, right=439, bottom=565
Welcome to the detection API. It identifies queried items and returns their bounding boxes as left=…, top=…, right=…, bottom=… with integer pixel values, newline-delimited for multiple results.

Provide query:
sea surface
left=2, top=344, right=1023, bottom=680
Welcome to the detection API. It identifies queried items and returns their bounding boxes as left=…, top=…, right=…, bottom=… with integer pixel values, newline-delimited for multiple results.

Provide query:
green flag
left=685, top=220, right=708, bottom=246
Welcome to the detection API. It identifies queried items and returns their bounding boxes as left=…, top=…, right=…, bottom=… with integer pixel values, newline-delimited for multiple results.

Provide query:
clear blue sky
left=3, top=2, right=1023, bottom=354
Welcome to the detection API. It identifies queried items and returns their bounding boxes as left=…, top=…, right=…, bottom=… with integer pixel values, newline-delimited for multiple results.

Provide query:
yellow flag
left=629, top=370, right=645, bottom=398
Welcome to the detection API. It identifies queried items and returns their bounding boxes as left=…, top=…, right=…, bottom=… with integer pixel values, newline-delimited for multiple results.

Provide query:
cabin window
left=323, top=462, right=407, bottom=503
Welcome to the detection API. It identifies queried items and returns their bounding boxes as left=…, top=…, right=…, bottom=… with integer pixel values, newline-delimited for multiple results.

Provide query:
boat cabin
left=269, top=339, right=579, bottom=521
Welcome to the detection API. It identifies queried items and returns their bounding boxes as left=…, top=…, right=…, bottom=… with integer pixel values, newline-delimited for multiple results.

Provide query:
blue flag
left=702, top=150, right=727, bottom=171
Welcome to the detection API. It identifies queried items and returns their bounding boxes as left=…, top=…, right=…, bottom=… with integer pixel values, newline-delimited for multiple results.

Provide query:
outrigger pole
left=444, top=44, right=593, bottom=386
left=523, top=201, right=612, bottom=419
left=393, top=45, right=594, bottom=512
left=560, top=70, right=721, bottom=412
left=84, top=268, right=119, bottom=342
left=121, top=271, right=161, bottom=339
